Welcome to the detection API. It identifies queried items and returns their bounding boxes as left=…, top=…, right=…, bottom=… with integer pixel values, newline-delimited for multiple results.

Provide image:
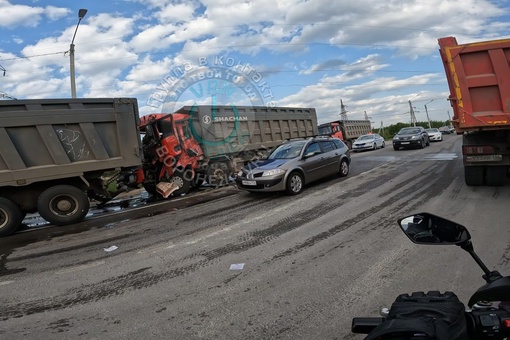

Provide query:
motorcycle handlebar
left=352, top=308, right=510, bottom=339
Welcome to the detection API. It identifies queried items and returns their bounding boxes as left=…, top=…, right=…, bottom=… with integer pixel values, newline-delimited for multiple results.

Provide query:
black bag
left=365, top=291, right=468, bottom=340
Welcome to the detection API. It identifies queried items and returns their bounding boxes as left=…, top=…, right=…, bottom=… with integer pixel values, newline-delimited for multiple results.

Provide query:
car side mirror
left=397, top=213, right=471, bottom=245
left=304, top=151, right=316, bottom=158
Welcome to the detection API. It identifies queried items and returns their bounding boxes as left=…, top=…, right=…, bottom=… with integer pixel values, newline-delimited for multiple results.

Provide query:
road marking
left=421, top=153, right=458, bottom=161
left=55, top=260, right=106, bottom=275
left=0, top=280, right=15, bottom=286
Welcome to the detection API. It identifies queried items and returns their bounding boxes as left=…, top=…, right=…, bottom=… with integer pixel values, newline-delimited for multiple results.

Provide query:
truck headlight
left=262, top=169, right=286, bottom=177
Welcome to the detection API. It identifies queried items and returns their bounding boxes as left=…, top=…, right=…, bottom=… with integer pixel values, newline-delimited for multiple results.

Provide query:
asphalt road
left=1, top=134, right=509, bottom=339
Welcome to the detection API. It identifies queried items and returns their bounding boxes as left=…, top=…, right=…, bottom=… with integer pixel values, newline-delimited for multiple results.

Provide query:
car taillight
left=462, top=146, right=496, bottom=155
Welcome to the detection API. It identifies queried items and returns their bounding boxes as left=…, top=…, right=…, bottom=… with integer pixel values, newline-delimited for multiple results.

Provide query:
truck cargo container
left=318, top=120, right=372, bottom=149
left=438, top=36, right=510, bottom=186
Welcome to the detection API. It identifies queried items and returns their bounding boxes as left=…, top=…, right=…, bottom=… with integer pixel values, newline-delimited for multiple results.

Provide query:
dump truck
left=135, top=105, right=319, bottom=196
left=318, top=120, right=372, bottom=149
left=0, top=99, right=318, bottom=236
left=438, top=36, right=510, bottom=186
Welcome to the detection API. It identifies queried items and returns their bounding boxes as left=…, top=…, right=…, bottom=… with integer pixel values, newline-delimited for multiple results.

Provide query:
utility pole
left=340, top=99, right=348, bottom=121
left=70, top=9, right=88, bottom=98
left=447, top=110, right=451, bottom=123
left=378, top=121, right=385, bottom=135
left=0, top=64, right=5, bottom=76
left=424, top=99, right=433, bottom=128
left=409, top=100, right=417, bottom=127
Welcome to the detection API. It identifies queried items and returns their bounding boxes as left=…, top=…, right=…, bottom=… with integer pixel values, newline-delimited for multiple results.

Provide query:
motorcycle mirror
left=397, top=213, right=471, bottom=245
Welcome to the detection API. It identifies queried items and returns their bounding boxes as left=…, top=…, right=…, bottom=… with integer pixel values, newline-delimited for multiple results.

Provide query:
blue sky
left=1, top=0, right=510, bottom=126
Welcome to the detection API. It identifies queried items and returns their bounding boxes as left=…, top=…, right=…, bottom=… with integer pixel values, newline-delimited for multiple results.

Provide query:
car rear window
left=332, top=139, right=345, bottom=149
left=319, top=141, right=335, bottom=152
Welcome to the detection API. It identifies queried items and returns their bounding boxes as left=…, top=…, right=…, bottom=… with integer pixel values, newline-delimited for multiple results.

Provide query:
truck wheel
left=142, top=183, right=158, bottom=196
left=285, top=172, right=304, bottom=195
left=207, top=162, right=230, bottom=186
left=37, top=185, right=90, bottom=225
left=0, top=198, right=23, bottom=237
left=169, top=172, right=191, bottom=196
left=485, top=166, right=505, bottom=186
left=345, top=140, right=352, bottom=150
left=464, top=167, right=485, bottom=186
left=338, top=159, right=349, bottom=177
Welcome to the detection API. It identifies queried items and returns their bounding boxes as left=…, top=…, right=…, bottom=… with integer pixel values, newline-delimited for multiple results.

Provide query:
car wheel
left=338, top=159, right=349, bottom=177
left=426, top=138, right=430, bottom=146
left=381, top=141, right=385, bottom=148
left=393, top=145, right=399, bottom=151
left=420, top=139, right=425, bottom=149
left=285, top=172, right=304, bottom=195
left=372, top=143, right=377, bottom=150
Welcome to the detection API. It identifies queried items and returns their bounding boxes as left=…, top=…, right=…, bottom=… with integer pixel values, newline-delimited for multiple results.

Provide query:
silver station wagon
left=235, top=137, right=351, bottom=195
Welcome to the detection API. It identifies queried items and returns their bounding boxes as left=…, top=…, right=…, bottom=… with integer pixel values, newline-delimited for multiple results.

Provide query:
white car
left=425, top=128, right=443, bottom=142
left=352, top=134, right=385, bottom=152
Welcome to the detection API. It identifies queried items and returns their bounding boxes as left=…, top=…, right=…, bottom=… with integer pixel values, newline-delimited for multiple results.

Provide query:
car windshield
left=268, top=141, right=306, bottom=159
left=357, top=135, right=374, bottom=140
left=398, top=128, right=420, bottom=135
left=426, top=128, right=439, bottom=133
left=318, top=126, right=332, bottom=135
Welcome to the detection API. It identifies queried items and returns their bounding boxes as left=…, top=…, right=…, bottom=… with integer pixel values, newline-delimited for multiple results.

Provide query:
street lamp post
left=424, top=99, right=434, bottom=129
left=70, top=8, right=88, bottom=98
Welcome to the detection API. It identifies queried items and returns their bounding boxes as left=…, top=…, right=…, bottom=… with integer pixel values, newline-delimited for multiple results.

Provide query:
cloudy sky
left=1, top=0, right=509, bottom=126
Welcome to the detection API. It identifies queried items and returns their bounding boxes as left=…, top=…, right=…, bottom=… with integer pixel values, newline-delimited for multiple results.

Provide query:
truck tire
left=207, top=162, right=231, bottom=186
left=345, top=140, right=352, bottom=150
left=464, top=167, right=484, bottom=186
left=0, top=198, right=23, bottom=237
left=285, top=172, right=304, bottom=195
left=142, top=183, right=158, bottom=197
left=37, top=185, right=90, bottom=226
left=169, top=172, right=191, bottom=196
left=485, top=166, right=506, bottom=186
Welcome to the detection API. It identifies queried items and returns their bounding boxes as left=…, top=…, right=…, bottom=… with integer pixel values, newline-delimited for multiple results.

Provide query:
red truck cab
left=138, top=113, right=204, bottom=195
left=318, top=122, right=344, bottom=141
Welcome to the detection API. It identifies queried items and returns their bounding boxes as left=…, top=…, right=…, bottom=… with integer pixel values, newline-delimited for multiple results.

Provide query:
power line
left=0, top=51, right=67, bottom=62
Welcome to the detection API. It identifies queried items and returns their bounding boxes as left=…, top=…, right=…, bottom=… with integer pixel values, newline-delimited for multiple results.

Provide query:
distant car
left=425, top=128, right=443, bottom=142
left=393, top=126, right=430, bottom=150
left=235, top=137, right=350, bottom=195
left=352, top=134, right=385, bottom=152
left=438, top=126, right=452, bottom=134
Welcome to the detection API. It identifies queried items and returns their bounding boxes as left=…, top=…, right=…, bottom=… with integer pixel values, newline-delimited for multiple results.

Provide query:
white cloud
left=0, top=0, right=44, bottom=27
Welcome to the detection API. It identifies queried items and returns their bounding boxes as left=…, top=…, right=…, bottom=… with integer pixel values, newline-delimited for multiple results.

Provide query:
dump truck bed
left=176, top=105, right=318, bottom=158
left=438, top=36, right=510, bottom=131
left=0, top=98, right=143, bottom=187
